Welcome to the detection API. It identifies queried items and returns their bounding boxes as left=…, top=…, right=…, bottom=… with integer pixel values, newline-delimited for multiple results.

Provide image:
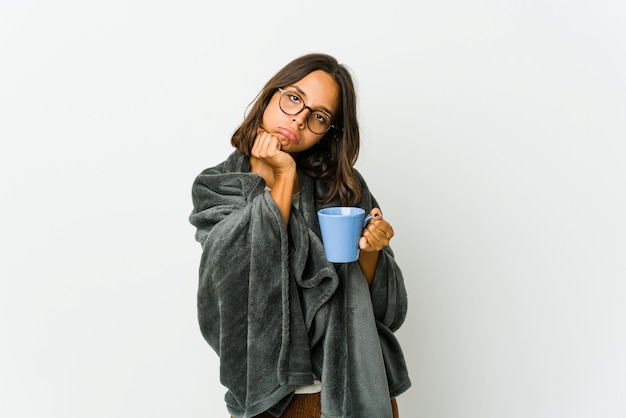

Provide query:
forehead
left=287, top=70, right=340, bottom=114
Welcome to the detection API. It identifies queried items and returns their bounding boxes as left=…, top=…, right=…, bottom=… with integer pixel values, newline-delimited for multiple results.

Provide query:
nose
left=292, top=106, right=312, bottom=128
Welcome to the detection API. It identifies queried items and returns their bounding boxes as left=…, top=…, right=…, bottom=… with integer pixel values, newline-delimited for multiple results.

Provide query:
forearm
left=270, top=170, right=297, bottom=225
left=358, top=250, right=380, bottom=286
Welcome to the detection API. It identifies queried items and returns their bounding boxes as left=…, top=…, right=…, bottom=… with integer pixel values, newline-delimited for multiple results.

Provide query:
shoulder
left=198, top=151, right=250, bottom=176
left=353, top=167, right=367, bottom=185
left=352, top=167, right=379, bottom=209
left=353, top=167, right=372, bottom=195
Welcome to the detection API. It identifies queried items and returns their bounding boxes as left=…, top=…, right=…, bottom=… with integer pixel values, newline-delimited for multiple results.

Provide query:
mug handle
left=363, top=215, right=373, bottom=228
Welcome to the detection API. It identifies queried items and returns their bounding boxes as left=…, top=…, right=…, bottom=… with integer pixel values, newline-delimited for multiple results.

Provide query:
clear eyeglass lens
left=280, top=91, right=303, bottom=114
left=279, top=90, right=331, bottom=134
left=308, top=112, right=330, bottom=134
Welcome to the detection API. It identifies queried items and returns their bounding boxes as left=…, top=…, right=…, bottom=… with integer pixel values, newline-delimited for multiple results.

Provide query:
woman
left=189, top=53, right=411, bottom=418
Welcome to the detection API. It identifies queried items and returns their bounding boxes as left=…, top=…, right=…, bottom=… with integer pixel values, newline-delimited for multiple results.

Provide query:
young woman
left=189, top=53, right=411, bottom=418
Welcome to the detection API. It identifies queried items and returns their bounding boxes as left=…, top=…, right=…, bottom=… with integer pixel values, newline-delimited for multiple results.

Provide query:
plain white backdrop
left=1, top=1, right=625, bottom=417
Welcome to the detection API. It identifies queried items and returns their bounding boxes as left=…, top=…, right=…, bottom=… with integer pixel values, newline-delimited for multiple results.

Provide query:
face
left=261, top=70, right=340, bottom=154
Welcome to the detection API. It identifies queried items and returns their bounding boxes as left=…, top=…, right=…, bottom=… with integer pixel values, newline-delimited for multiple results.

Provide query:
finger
left=361, top=227, right=381, bottom=251
left=369, top=207, right=383, bottom=219
left=366, top=208, right=387, bottom=236
left=252, top=130, right=266, bottom=147
left=253, top=132, right=280, bottom=157
left=364, top=223, right=393, bottom=250
left=264, top=134, right=281, bottom=154
left=367, top=219, right=394, bottom=240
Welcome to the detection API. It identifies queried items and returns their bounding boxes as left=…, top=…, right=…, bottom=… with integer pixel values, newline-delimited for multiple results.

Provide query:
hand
left=251, top=128, right=295, bottom=174
left=359, top=208, right=394, bottom=252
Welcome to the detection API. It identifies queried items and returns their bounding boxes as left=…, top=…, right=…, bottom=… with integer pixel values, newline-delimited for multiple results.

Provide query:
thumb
left=369, top=207, right=383, bottom=219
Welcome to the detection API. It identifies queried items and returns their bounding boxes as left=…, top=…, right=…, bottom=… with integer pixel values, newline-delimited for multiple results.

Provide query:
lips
left=278, top=127, right=299, bottom=144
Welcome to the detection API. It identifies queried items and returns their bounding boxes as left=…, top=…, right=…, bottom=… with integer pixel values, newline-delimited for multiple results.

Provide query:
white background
left=1, top=1, right=625, bottom=417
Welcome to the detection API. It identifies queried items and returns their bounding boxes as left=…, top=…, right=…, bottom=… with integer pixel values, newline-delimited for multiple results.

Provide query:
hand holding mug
left=317, top=207, right=392, bottom=263
left=359, top=207, right=394, bottom=252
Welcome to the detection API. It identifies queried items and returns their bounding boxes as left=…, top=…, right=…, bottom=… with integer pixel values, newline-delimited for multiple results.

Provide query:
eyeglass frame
left=277, top=87, right=335, bottom=134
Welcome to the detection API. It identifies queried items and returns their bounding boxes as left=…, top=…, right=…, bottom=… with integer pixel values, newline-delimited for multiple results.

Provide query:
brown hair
left=231, top=53, right=361, bottom=206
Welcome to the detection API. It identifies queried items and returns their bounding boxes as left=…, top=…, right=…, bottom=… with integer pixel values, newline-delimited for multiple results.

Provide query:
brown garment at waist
left=231, top=393, right=399, bottom=418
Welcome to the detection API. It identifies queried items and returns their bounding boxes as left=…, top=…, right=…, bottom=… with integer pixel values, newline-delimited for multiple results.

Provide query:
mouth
left=278, top=127, right=300, bottom=145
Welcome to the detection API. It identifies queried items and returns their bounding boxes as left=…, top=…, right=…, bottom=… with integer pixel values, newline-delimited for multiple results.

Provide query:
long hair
left=231, top=53, right=361, bottom=206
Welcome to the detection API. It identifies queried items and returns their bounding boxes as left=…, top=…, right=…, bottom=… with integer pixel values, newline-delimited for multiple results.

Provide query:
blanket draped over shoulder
left=189, top=151, right=411, bottom=418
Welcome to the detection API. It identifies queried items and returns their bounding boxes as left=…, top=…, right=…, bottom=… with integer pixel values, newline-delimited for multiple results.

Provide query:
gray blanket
left=189, top=151, right=411, bottom=417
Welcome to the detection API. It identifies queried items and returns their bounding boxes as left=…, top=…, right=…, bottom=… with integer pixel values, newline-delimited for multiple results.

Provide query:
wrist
left=273, top=163, right=296, bottom=176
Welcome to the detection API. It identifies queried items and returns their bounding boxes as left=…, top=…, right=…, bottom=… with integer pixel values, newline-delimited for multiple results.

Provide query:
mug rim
left=317, top=206, right=365, bottom=216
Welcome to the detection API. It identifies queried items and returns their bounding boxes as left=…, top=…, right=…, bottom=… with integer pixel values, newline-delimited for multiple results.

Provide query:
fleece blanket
left=189, top=151, right=411, bottom=418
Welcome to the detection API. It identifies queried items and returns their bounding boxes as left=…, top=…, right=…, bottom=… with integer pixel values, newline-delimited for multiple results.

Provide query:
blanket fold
left=190, top=151, right=411, bottom=418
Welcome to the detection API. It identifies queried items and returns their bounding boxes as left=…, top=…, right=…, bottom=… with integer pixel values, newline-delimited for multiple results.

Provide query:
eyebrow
left=290, top=85, right=334, bottom=117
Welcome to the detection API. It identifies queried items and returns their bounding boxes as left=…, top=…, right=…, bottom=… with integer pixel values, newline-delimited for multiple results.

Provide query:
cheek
left=261, top=112, right=275, bottom=131
left=261, top=104, right=282, bottom=129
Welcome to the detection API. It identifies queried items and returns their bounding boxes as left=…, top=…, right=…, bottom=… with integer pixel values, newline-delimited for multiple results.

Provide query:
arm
left=358, top=251, right=380, bottom=287
left=250, top=129, right=297, bottom=225
left=270, top=169, right=297, bottom=225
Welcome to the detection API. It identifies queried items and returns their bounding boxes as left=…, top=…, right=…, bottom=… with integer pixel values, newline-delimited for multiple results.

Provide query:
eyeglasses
left=278, top=88, right=334, bottom=134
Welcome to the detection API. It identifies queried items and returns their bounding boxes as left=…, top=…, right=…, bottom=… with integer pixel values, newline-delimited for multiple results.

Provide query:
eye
left=288, top=93, right=302, bottom=105
left=312, top=111, right=328, bottom=125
